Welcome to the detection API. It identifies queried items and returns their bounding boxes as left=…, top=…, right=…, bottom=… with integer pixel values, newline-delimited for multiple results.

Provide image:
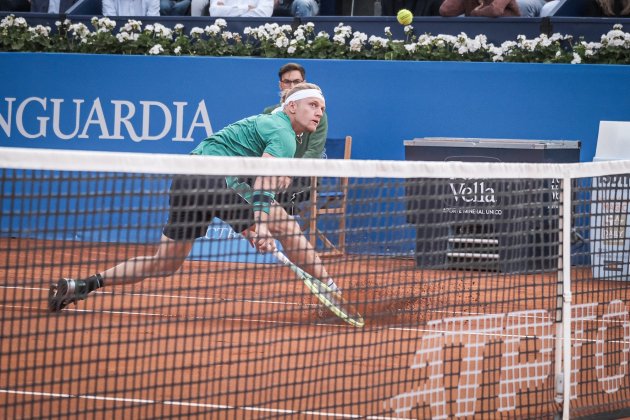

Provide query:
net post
left=554, top=175, right=574, bottom=419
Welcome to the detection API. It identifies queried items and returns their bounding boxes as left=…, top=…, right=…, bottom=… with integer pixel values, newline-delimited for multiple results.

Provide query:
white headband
left=283, top=89, right=325, bottom=107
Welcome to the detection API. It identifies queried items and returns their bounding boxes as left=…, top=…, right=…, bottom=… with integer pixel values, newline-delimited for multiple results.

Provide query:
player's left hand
left=253, top=224, right=276, bottom=253
left=277, top=176, right=291, bottom=191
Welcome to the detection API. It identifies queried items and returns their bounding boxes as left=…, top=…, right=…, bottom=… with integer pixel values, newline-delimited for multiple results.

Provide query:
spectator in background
left=191, top=0, right=273, bottom=16
left=593, top=0, right=630, bottom=15
left=539, top=0, right=555, bottom=15
left=0, top=0, right=30, bottom=11
left=516, top=0, right=545, bottom=16
left=383, top=0, right=443, bottom=16
left=160, top=0, right=191, bottom=15
left=440, top=0, right=520, bottom=16
left=103, top=0, right=160, bottom=16
left=272, top=0, right=319, bottom=17
left=543, top=0, right=629, bottom=16
left=28, top=0, right=77, bottom=12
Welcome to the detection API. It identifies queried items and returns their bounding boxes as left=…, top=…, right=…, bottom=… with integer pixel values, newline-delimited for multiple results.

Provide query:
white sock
left=326, top=279, right=339, bottom=292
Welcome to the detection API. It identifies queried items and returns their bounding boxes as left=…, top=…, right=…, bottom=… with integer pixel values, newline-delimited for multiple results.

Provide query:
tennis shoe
left=48, top=278, right=88, bottom=312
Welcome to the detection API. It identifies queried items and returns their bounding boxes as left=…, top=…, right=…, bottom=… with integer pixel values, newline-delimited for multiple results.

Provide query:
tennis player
left=48, top=83, right=340, bottom=312
left=264, top=63, right=328, bottom=217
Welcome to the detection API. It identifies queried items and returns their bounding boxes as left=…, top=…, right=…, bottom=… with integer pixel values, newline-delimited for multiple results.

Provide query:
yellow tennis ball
left=397, top=9, right=413, bottom=25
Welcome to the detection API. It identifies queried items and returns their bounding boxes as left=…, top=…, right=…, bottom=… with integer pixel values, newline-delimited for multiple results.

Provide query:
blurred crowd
left=0, top=0, right=628, bottom=19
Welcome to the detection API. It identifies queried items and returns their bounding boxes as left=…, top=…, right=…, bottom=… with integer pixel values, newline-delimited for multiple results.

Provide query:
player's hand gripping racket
left=272, top=250, right=365, bottom=328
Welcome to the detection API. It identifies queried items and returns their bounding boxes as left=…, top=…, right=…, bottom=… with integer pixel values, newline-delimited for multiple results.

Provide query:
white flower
left=190, top=27, right=204, bottom=37
left=333, top=23, right=352, bottom=39
left=205, top=24, right=221, bottom=36
left=368, top=35, right=388, bottom=48
left=153, top=23, right=173, bottom=39
left=275, top=36, right=288, bottom=48
left=417, top=34, right=432, bottom=46
left=349, top=37, right=363, bottom=52
left=122, top=19, right=143, bottom=32
left=353, top=31, right=367, bottom=42
left=287, top=45, right=296, bottom=54
left=148, top=44, right=164, bottom=55
left=571, top=52, right=582, bottom=64
left=215, top=18, right=227, bottom=28
left=116, top=32, right=140, bottom=42
left=436, top=34, right=457, bottom=44
left=69, top=23, right=90, bottom=39
left=467, top=38, right=482, bottom=53
left=404, top=25, right=413, bottom=34
left=294, top=28, right=305, bottom=42
left=93, top=17, right=116, bottom=31
left=174, top=46, right=182, bottom=55
left=0, top=15, right=13, bottom=29
left=605, top=29, right=625, bottom=40
left=500, top=40, right=517, bottom=51
left=538, top=35, right=552, bottom=48
left=609, top=38, right=625, bottom=47
left=30, top=25, right=51, bottom=37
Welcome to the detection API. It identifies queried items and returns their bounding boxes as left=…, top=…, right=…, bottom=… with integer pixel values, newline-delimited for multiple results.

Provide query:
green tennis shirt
left=190, top=111, right=296, bottom=159
left=189, top=111, right=296, bottom=213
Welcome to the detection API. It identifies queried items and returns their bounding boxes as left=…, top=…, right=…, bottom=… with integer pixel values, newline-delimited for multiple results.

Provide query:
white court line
left=1, top=285, right=313, bottom=307
left=2, top=304, right=354, bottom=329
left=0, top=389, right=410, bottom=420
left=5, top=286, right=630, bottom=340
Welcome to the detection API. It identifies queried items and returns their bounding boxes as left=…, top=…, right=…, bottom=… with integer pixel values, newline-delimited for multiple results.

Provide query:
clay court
left=2, top=238, right=630, bottom=418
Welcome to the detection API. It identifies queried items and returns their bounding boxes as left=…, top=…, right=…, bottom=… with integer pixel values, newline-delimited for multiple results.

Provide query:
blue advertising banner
left=3, top=53, right=630, bottom=161
left=2, top=53, right=630, bottom=262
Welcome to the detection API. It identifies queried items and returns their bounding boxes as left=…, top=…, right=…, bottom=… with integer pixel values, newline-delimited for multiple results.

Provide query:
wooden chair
left=307, top=136, right=352, bottom=257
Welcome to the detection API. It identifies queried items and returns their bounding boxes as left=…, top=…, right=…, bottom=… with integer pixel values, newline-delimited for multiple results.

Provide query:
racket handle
left=273, top=250, right=290, bottom=265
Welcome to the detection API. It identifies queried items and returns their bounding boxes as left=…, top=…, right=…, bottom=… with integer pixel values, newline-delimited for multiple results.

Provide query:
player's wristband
left=252, top=191, right=275, bottom=214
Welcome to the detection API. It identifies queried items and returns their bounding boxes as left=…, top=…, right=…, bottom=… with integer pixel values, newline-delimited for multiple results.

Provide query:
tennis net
left=1, top=146, right=630, bottom=419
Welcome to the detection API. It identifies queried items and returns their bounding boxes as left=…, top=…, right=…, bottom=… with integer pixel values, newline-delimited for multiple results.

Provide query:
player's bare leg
left=48, top=235, right=193, bottom=312
left=100, top=235, right=194, bottom=286
left=264, top=204, right=340, bottom=291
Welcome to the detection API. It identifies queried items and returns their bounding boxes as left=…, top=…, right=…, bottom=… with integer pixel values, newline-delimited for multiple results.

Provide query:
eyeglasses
left=280, top=78, right=304, bottom=86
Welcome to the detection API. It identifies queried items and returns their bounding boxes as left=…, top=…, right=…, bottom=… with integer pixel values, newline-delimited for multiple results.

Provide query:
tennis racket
left=273, top=250, right=365, bottom=328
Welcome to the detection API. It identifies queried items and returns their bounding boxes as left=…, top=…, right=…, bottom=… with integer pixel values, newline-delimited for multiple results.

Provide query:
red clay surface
left=2, top=238, right=630, bottom=419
